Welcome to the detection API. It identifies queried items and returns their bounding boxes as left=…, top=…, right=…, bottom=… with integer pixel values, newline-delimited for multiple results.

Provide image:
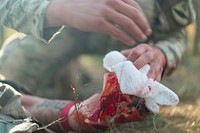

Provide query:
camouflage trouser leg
left=0, top=24, right=125, bottom=100
left=0, top=31, right=84, bottom=99
left=0, top=27, right=111, bottom=100
left=0, top=81, right=40, bottom=133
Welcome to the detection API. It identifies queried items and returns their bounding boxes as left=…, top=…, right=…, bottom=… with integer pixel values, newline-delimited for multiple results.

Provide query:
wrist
left=59, top=101, right=98, bottom=132
left=45, top=0, right=66, bottom=27
left=60, top=100, right=107, bottom=132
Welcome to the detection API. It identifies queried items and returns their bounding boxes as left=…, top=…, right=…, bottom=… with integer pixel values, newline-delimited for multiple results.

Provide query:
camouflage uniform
left=0, top=80, right=41, bottom=132
left=0, top=0, right=195, bottom=100
left=0, top=0, right=195, bottom=132
left=0, top=0, right=51, bottom=42
left=0, top=0, right=53, bottom=132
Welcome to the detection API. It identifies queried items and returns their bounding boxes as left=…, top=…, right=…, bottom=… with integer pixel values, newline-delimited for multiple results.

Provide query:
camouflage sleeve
left=0, top=0, right=60, bottom=43
left=151, top=0, right=195, bottom=76
left=154, top=30, right=187, bottom=76
left=0, top=81, right=40, bottom=132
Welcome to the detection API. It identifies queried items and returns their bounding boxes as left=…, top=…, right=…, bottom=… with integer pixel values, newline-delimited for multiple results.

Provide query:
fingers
left=117, top=0, right=152, bottom=35
left=133, top=51, right=154, bottom=69
left=147, top=47, right=166, bottom=81
left=121, top=44, right=150, bottom=62
left=122, top=0, right=143, bottom=11
left=147, top=62, right=163, bottom=82
left=132, top=50, right=162, bottom=81
left=105, top=10, right=146, bottom=42
left=135, top=53, right=163, bottom=81
left=100, top=19, right=135, bottom=45
left=102, top=0, right=151, bottom=45
left=121, top=44, right=166, bottom=81
left=60, top=0, right=151, bottom=45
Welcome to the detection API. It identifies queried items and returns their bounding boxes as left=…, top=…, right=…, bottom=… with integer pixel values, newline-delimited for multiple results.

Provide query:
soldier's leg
left=0, top=27, right=119, bottom=100
left=0, top=30, right=81, bottom=99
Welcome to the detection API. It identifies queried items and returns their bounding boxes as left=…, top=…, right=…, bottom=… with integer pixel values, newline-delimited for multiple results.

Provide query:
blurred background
left=0, top=1, right=200, bottom=133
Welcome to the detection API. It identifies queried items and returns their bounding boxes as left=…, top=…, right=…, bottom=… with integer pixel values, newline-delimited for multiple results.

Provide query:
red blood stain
left=87, top=72, right=150, bottom=127
left=148, top=86, right=152, bottom=91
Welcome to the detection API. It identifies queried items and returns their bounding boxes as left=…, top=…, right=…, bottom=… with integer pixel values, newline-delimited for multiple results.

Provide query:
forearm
left=22, top=94, right=70, bottom=132
left=21, top=94, right=102, bottom=132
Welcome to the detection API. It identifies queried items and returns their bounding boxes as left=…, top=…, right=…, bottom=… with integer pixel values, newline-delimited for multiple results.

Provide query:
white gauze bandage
left=103, top=51, right=179, bottom=113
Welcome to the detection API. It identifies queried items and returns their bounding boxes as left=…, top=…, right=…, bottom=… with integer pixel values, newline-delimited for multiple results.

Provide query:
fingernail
left=141, top=34, right=147, bottom=41
left=146, top=28, right=152, bottom=36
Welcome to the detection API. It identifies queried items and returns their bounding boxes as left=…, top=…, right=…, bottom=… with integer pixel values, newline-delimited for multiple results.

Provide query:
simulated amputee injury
left=66, top=51, right=179, bottom=131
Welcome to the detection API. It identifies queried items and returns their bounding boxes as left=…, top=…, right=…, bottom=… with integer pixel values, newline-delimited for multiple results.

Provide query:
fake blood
left=87, top=72, right=150, bottom=126
left=148, top=86, right=152, bottom=91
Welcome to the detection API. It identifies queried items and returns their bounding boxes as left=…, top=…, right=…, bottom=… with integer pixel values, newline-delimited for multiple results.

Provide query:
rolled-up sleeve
left=0, top=0, right=59, bottom=42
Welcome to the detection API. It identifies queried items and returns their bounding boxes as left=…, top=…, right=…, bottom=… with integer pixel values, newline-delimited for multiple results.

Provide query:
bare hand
left=46, top=0, right=151, bottom=45
left=121, top=44, right=167, bottom=81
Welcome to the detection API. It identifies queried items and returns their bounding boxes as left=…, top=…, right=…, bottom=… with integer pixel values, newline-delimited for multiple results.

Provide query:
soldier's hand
left=46, top=0, right=151, bottom=45
left=121, top=44, right=167, bottom=81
